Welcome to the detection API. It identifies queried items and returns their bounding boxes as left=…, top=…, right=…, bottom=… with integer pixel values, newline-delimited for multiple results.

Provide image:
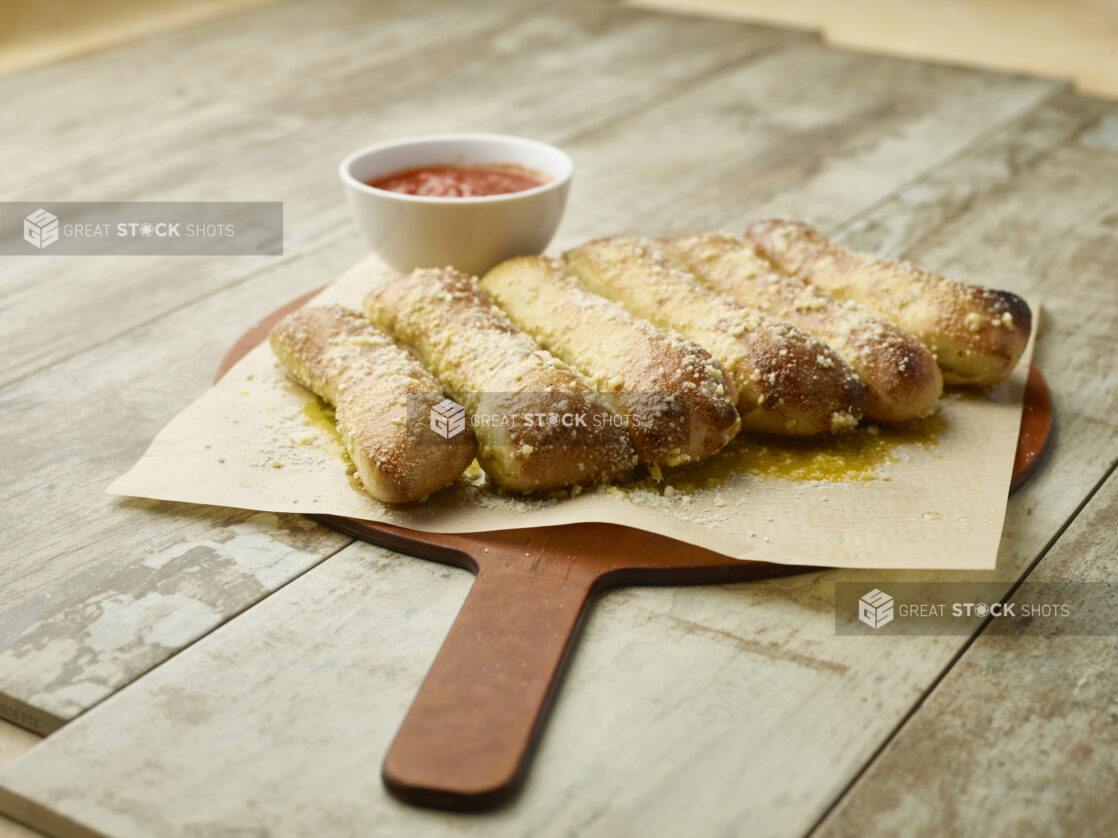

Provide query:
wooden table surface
left=0, top=1, right=1116, bottom=836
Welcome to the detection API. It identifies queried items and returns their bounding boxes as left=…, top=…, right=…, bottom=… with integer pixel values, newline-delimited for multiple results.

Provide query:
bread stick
left=269, top=305, right=477, bottom=504
left=563, top=236, right=864, bottom=436
left=664, top=233, right=943, bottom=423
left=746, top=220, right=1031, bottom=386
left=480, top=255, right=740, bottom=468
left=364, top=268, right=637, bottom=491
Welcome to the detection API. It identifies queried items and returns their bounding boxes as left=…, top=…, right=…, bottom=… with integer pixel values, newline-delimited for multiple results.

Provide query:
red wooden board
left=216, top=289, right=1053, bottom=811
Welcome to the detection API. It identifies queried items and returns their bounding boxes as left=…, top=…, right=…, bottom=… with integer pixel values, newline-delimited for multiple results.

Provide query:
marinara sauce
left=367, top=164, right=549, bottom=198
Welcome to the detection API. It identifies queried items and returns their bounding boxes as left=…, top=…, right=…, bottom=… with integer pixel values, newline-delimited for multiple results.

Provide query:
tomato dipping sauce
left=367, top=164, right=550, bottom=198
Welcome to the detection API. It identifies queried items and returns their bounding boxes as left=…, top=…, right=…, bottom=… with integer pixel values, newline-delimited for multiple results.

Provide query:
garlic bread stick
left=746, top=220, right=1031, bottom=386
left=664, top=233, right=943, bottom=423
left=480, top=255, right=740, bottom=468
left=563, top=236, right=865, bottom=436
left=364, top=268, right=636, bottom=491
left=269, top=305, right=477, bottom=504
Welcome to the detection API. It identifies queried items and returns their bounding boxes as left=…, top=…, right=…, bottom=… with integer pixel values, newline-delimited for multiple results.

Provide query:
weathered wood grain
left=3, top=55, right=1116, bottom=836
left=563, top=42, right=1061, bottom=236
left=1, top=2, right=1116, bottom=835
left=0, top=0, right=557, bottom=186
left=0, top=243, right=367, bottom=732
left=834, top=88, right=1115, bottom=248
left=0, top=1, right=798, bottom=732
left=0, top=0, right=792, bottom=388
left=0, top=542, right=881, bottom=838
left=802, top=94, right=1118, bottom=834
left=0, top=456, right=1112, bottom=837
left=0, top=0, right=1066, bottom=735
left=814, top=465, right=1118, bottom=838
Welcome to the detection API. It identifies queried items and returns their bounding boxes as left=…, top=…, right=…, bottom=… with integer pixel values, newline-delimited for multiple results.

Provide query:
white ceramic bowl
left=339, top=133, right=573, bottom=276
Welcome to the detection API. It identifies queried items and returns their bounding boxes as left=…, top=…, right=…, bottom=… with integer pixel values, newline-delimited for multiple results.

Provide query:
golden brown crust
left=562, top=236, right=864, bottom=436
left=269, top=305, right=477, bottom=504
left=363, top=267, right=637, bottom=491
left=746, top=220, right=1031, bottom=386
left=664, top=232, right=943, bottom=423
left=480, top=255, right=741, bottom=468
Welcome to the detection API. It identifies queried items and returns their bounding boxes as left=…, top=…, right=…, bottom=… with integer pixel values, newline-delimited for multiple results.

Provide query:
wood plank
left=0, top=5, right=1057, bottom=732
left=833, top=88, right=1116, bottom=247
left=3, top=77, right=1116, bottom=837
left=0, top=242, right=367, bottom=733
left=0, top=453, right=1109, bottom=836
left=814, top=464, right=1118, bottom=838
left=0, top=0, right=792, bottom=389
left=1, top=4, right=1115, bottom=833
left=563, top=40, right=1061, bottom=236
left=0, top=3, right=800, bottom=731
left=0, top=0, right=552, bottom=185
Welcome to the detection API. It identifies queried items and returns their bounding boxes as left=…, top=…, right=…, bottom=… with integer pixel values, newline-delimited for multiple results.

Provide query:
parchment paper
left=109, top=255, right=1038, bottom=570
